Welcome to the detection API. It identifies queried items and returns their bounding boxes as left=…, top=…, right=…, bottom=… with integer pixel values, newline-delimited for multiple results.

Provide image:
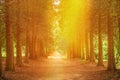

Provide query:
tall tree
left=117, top=0, right=120, bottom=44
left=107, top=0, right=116, bottom=71
left=85, top=31, right=90, bottom=61
left=89, top=1, right=95, bottom=62
left=24, top=0, right=30, bottom=63
left=0, top=22, right=2, bottom=77
left=118, top=1, right=120, bottom=62
left=90, top=29, right=95, bottom=62
left=16, top=0, right=22, bottom=66
left=5, top=0, right=15, bottom=71
left=97, top=0, right=104, bottom=66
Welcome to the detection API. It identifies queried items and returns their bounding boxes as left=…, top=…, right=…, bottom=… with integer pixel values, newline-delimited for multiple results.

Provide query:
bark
left=119, top=18, right=120, bottom=44
left=29, top=34, right=37, bottom=60
left=90, top=30, right=95, bottom=62
left=25, top=34, right=29, bottom=63
left=16, top=25, right=22, bottom=66
left=0, top=28, right=2, bottom=77
left=29, top=37, right=33, bottom=59
left=107, top=1, right=116, bottom=71
left=16, top=0, right=22, bottom=66
left=117, top=1, right=120, bottom=53
left=97, top=0, right=104, bottom=66
left=5, top=0, right=15, bottom=71
left=85, top=32, right=90, bottom=61
left=81, top=40, right=85, bottom=60
left=78, top=36, right=82, bottom=59
left=24, top=0, right=29, bottom=63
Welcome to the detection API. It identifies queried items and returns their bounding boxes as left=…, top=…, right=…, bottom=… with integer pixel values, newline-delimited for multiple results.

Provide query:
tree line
left=64, top=0, right=120, bottom=71
left=0, top=0, right=120, bottom=78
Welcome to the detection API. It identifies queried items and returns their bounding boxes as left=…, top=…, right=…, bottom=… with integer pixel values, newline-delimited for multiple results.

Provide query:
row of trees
left=0, top=0, right=120, bottom=78
left=65, top=0, right=120, bottom=71
left=0, top=0, right=54, bottom=77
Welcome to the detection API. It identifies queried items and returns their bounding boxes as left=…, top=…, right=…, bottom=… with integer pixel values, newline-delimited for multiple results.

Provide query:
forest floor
left=2, top=59, right=120, bottom=80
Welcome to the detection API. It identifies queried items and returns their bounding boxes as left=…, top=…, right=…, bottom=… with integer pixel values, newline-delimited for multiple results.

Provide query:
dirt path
left=4, top=59, right=110, bottom=80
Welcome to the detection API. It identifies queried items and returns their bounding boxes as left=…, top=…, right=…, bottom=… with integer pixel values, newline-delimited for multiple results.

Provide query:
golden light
left=62, top=0, right=87, bottom=37
left=53, top=0, right=61, bottom=6
left=48, top=51, right=67, bottom=59
left=49, top=0, right=91, bottom=59
left=51, top=0, right=62, bottom=57
left=59, top=0, right=91, bottom=50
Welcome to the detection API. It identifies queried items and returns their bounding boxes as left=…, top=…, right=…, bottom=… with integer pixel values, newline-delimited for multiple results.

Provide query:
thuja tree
left=5, top=0, right=15, bottom=71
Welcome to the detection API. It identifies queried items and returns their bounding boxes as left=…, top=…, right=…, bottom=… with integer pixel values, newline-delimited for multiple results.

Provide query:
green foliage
left=94, top=34, right=108, bottom=60
left=102, top=34, right=108, bottom=60
left=114, top=27, right=120, bottom=64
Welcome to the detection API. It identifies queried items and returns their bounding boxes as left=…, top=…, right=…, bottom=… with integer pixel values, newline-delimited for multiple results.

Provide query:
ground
left=2, top=59, right=120, bottom=80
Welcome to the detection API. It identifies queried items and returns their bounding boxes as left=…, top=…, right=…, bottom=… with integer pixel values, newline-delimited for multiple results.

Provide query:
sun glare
left=53, top=0, right=61, bottom=6
left=50, top=0, right=91, bottom=59
left=48, top=51, right=66, bottom=59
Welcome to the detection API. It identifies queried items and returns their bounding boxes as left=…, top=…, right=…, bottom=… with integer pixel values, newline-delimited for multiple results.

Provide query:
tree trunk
left=118, top=18, right=120, bottom=63
left=0, top=27, right=2, bottom=77
left=16, top=25, right=22, bottom=66
left=97, top=0, right=104, bottom=66
left=5, top=0, right=15, bottom=71
left=81, top=40, right=85, bottom=60
left=90, top=30, right=95, bottom=62
left=28, top=41, right=31, bottom=59
left=24, top=0, right=29, bottom=63
left=85, top=31, right=89, bottom=61
left=16, top=0, right=22, bottom=66
left=25, top=33, right=29, bottom=63
left=117, top=0, right=120, bottom=56
left=107, top=2, right=116, bottom=71
left=79, top=39, right=82, bottom=59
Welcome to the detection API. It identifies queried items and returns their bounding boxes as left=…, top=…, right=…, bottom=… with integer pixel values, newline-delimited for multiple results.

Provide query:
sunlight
left=59, top=0, right=91, bottom=50
left=2, top=0, right=118, bottom=79
left=50, top=0, right=91, bottom=59
left=53, top=0, right=61, bottom=6
left=48, top=51, right=66, bottom=59
left=62, top=0, right=87, bottom=39
left=51, top=0, right=63, bottom=57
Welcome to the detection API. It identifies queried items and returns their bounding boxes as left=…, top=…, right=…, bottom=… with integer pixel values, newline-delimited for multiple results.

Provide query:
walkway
left=5, top=59, right=107, bottom=80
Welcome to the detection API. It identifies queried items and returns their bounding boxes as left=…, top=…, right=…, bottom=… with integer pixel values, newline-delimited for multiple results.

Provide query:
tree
left=0, top=1, right=3, bottom=77
left=81, top=38, right=85, bottom=60
left=90, top=29, right=95, bottom=62
left=16, top=0, right=23, bottom=66
left=5, top=0, right=15, bottom=71
left=89, top=12, right=95, bottom=62
left=117, top=0, right=120, bottom=51
left=107, top=0, right=116, bottom=71
left=0, top=23, right=2, bottom=77
left=89, top=0, right=96, bottom=62
left=97, top=0, right=104, bottom=66
left=85, top=30, right=90, bottom=61
left=117, top=0, right=120, bottom=64
left=24, top=0, right=30, bottom=63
